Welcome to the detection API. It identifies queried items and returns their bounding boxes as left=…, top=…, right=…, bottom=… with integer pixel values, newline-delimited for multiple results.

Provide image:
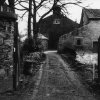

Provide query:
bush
left=58, top=46, right=76, bottom=59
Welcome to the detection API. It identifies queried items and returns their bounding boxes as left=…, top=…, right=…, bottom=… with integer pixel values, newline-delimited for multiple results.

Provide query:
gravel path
left=0, top=51, right=97, bottom=100
left=34, top=52, right=96, bottom=100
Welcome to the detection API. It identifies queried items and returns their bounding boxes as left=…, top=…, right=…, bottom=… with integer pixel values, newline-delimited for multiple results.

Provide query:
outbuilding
left=38, top=5, right=79, bottom=50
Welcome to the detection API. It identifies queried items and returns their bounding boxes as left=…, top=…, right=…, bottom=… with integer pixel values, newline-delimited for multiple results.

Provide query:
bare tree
left=28, top=0, right=32, bottom=38
left=15, top=0, right=85, bottom=49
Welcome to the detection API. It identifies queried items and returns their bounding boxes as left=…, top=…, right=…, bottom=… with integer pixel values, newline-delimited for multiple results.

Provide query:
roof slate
left=83, top=9, right=100, bottom=18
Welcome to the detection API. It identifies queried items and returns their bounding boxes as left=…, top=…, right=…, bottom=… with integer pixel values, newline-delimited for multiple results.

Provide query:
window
left=77, top=39, right=81, bottom=45
left=75, top=37, right=83, bottom=46
left=93, top=41, right=98, bottom=52
left=0, top=6, right=3, bottom=11
left=53, top=19, right=60, bottom=24
left=7, top=7, right=10, bottom=12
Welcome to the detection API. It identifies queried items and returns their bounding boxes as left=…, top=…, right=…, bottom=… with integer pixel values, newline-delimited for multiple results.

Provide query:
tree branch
left=38, top=0, right=57, bottom=23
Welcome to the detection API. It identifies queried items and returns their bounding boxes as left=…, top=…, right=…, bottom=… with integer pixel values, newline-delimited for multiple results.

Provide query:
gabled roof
left=83, top=8, right=100, bottom=18
left=37, top=33, right=48, bottom=40
left=39, top=14, right=79, bottom=29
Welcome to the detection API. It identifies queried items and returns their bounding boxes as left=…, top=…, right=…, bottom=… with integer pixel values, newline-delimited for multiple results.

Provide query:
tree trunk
left=28, top=0, right=32, bottom=38
left=33, top=1, right=38, bottom=50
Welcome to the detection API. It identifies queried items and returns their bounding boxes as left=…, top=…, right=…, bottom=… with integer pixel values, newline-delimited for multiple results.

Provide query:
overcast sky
left=16, top=0, right=100, bottom=35
left=68, top=0, right=100, bottom=22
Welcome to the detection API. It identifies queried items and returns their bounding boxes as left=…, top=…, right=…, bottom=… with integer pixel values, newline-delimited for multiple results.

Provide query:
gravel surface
left=34, top=52, right=96, bottom=100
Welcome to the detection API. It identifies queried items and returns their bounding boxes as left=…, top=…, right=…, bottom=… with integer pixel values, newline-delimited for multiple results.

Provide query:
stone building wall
left=58, top=20, right=100, bottom=52
left=0, top=19, right=14, bottom=75
left=0, top=3, right=17, bottom=77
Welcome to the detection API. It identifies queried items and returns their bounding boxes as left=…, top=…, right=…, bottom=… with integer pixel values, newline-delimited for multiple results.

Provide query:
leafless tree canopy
left=15, top=0, right=83, bottom=21
left=15, top=0, right=85, bottom=47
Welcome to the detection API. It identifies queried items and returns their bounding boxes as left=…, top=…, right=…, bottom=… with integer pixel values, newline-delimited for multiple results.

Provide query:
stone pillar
left=0, top=20, right=14, bottom=76
left=0, top=4, right=17, bottom=90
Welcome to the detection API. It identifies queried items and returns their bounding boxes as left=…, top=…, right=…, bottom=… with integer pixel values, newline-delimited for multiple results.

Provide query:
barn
left=38, top=5, right=79, bottom=50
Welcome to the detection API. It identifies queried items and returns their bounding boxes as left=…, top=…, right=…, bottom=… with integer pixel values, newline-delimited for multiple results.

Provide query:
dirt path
left=33, top=52, right=96, bottom=100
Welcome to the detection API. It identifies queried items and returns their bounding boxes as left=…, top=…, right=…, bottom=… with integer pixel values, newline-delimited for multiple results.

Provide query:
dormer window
left=53, top=19, right=60, bottom=24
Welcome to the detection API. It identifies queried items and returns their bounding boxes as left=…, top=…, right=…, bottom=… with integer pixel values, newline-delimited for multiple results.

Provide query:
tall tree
left=28, top=0, right=32, bottom=38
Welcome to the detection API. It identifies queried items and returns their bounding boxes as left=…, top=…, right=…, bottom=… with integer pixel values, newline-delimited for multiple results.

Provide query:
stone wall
left=0, top=20, right=14, bottom=75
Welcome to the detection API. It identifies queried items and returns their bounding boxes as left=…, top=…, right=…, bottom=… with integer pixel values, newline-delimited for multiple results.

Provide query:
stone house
left=0, top=3, right=17, bottom=75
left=59, top=8, right=100, bottom=52
left=39, top=5, right=79, bottom=50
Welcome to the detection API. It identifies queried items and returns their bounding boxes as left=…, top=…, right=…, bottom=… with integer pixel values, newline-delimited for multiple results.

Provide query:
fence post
left=92, top=64, right=95, bottom=82
left=98, top=37, right=100, bottom=82
left=13, top=22, right=19, bottom=91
